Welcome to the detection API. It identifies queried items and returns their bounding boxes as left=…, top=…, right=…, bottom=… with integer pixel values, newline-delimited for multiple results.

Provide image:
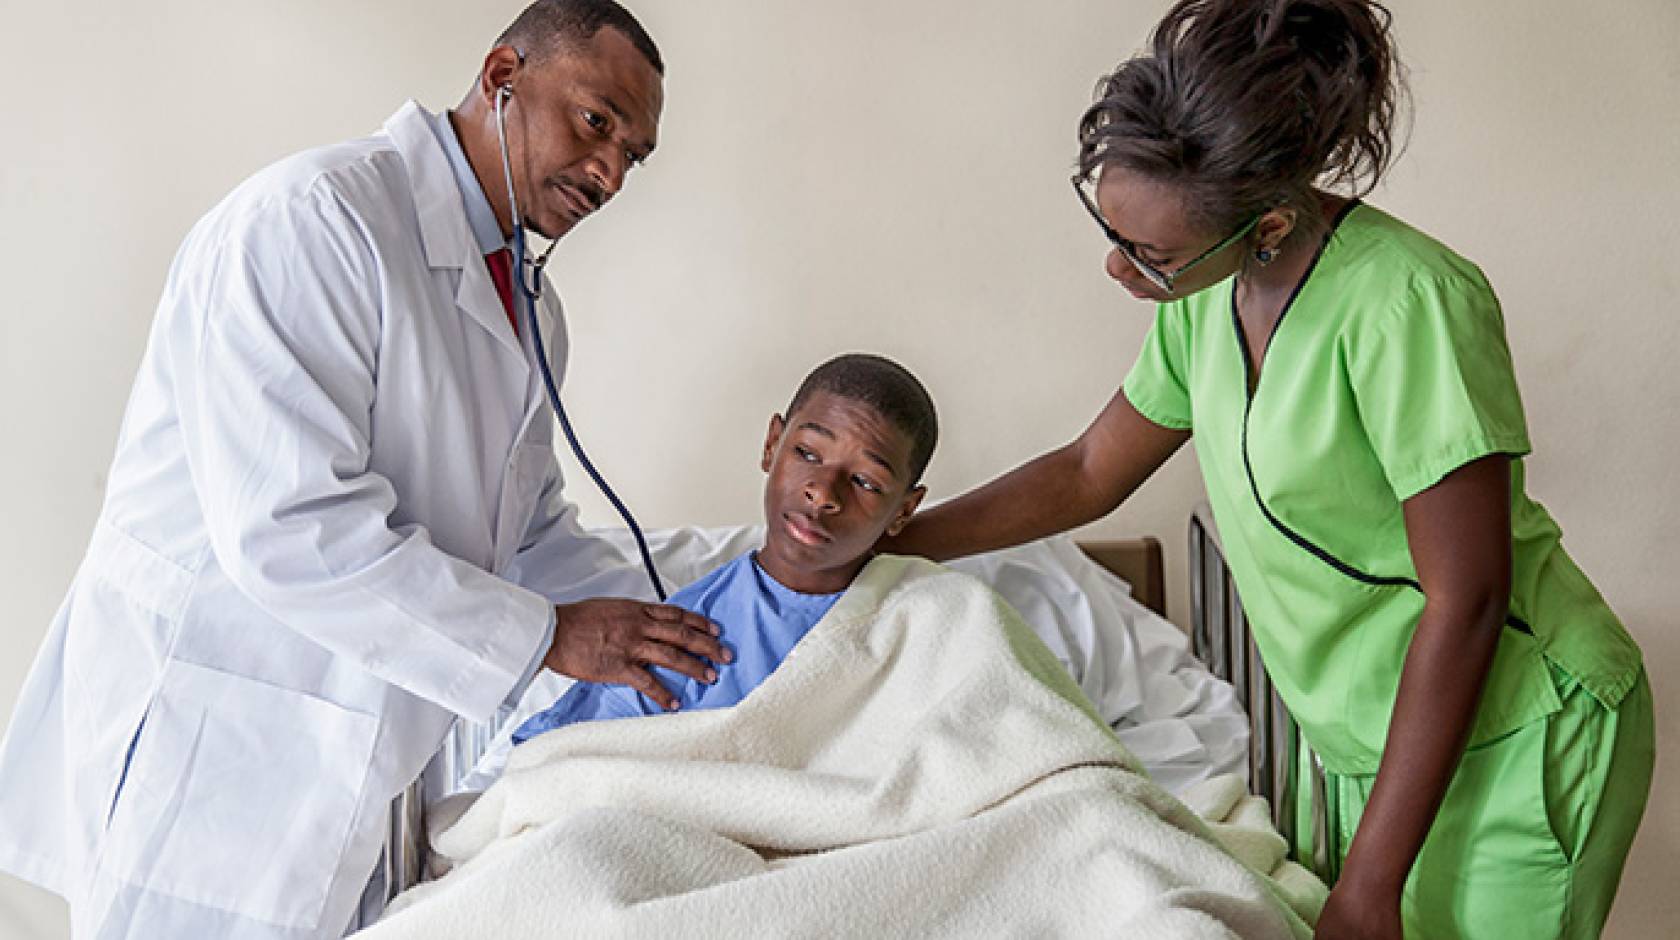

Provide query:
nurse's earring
left=1254, top=245, right=1277, bottom=266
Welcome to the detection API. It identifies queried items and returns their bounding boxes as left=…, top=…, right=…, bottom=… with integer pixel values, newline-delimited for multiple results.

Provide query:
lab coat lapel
left=455, top=252, right=527, bottom=360
left=492, top=279, right=566, bottom=570
left=383, top=100, right=527, bottom=361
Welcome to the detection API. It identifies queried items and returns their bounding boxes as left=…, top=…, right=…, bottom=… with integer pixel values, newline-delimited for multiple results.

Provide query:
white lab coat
left=0, top=101, right=647, bottom=938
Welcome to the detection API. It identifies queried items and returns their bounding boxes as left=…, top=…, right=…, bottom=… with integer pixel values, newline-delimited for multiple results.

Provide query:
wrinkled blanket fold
left=359, top=555, right=1311, bottom=939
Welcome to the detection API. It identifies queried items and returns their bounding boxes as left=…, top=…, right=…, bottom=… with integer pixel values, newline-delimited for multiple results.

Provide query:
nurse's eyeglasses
left=1072, top=174, right=1262, bottom=295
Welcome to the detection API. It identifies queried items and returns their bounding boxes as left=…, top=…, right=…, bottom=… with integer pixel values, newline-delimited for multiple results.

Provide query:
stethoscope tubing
left=496, top=86, right=668, bottom=602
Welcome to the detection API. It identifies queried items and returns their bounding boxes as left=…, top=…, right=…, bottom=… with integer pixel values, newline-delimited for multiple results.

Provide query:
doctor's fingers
left=627, top=640, right=719, bottom=697
left=642, top=603, right=722, bottom=638
left=636, top=610, right=733, bottom=669
left=617, top=665, right=684, bottom=712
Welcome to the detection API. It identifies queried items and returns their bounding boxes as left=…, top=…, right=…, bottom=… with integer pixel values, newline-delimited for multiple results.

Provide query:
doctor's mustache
left=554, top=175, right=607, bottom=212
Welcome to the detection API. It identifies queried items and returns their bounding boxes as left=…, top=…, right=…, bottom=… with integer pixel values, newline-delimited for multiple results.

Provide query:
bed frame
left=1183, top=504, right=1338, bottom=884
left=1082, top=517, right=1336, bottom=885
left=348, top=516, right=1333, bottom=930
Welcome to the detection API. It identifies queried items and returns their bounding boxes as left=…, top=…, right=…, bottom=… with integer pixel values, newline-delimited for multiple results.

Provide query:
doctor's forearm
left=1335, top=598, right=1505, bottom=898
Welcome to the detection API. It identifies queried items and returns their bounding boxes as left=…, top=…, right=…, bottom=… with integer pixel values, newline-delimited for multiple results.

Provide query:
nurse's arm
left=1317, top=454, right=1514, bottom=938
left=879, top=388, right=1189, bottom=561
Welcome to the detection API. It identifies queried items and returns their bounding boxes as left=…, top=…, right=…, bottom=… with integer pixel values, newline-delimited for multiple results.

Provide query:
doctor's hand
left=544, top=599, right=731, bottom=711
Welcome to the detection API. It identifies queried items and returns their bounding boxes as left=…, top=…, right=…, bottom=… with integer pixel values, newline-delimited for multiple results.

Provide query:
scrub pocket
left=1540, top=665, right=1655, bottom=937
left=100, top=659, right=379, bottom=929
left=1332, top=663, right=1653, bottom=939
left=1405, top=713, right=1572, bottom=937
left=1333, top=708, right=1570, bottom=937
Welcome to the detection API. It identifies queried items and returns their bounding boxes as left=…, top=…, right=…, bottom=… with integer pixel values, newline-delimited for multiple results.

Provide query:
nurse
left=0, top=2, right=728, bottom=938
left=885, top=1, right=1651, bottom=937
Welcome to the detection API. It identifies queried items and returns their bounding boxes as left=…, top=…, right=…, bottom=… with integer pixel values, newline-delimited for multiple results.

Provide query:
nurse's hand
left=1313, top=878, right=1402, bottom=940
left=544, top=599, right=731, bottom=711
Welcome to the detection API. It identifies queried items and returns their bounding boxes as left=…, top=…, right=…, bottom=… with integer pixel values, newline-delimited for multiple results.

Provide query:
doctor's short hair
left=785, top=354, right=939, bottom=485
left=497, top=0, right=664, bottom=75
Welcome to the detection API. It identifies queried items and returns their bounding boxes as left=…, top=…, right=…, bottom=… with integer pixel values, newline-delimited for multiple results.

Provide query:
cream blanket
left=360, top=556, right=1312, bottom=939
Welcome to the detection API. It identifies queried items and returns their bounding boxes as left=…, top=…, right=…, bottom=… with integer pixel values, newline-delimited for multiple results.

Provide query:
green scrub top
left=1124, top=202, right=1642, bottom=775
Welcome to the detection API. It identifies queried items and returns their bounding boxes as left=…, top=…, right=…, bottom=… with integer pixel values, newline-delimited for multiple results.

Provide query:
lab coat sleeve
left=170, top=182, right=551, bottom=723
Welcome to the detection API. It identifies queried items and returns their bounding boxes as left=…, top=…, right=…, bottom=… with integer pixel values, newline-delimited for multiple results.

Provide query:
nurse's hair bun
left=1078, top=0, right=1407, bottom=240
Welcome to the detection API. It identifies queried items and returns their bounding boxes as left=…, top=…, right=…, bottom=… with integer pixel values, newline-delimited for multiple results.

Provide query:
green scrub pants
left=1323, top=664, right=1654, bottom=939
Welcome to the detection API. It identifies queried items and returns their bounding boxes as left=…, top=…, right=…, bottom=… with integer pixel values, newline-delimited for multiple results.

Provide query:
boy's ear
left=884, top=484, right=927, bottom=537
left=761, top=414, right=786, bottom=473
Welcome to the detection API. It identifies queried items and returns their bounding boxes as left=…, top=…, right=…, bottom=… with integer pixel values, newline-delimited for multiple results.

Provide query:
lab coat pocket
left=514, top=439, right=555, bottom=505
left=102, top=659, right=379, bottom=929
left=494, top=440, right=558, bottom=570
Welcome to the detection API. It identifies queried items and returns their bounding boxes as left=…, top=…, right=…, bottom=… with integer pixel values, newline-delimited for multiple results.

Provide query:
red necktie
left=484, top=248, right=519, bottom=338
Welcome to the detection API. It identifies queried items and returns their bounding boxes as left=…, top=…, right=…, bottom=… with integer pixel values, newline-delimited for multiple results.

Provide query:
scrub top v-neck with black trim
left=1122, top=201, right=1642, bottom=775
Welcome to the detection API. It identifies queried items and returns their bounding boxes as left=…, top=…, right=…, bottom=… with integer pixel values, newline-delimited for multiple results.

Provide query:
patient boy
left=512, top=353, right=937, bottom=742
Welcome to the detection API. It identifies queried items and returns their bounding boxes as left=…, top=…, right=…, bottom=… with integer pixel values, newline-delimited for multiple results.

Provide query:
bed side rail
left=348, top=706, right=513, bottom=932
left=1189, top=504, right=1339, bottom=884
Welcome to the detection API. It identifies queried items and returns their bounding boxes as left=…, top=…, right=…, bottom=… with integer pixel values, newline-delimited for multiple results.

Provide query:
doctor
left=0, top=2, right=728, bottom=937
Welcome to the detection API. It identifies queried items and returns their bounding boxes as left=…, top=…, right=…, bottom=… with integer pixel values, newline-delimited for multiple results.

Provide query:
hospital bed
left=349, top=506, right=1336, bottom=930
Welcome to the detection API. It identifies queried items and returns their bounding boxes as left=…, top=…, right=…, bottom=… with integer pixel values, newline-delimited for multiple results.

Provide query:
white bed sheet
left=462, top=527, right=1247, bottom=796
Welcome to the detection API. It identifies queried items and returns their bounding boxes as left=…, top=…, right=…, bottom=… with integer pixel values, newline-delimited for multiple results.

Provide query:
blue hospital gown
left=512, top=551, right=843, bottom=743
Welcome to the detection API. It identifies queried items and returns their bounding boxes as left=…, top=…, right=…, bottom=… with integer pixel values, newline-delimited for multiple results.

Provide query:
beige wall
left=1, top=1, right=1674, bottom=935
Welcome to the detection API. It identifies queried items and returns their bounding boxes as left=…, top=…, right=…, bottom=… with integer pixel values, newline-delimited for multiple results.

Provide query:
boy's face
left=756, top=390, right=927, bottom=595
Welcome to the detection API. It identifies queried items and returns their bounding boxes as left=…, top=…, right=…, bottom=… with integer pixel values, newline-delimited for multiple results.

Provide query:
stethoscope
left=494, top=82, right=668, bottom=601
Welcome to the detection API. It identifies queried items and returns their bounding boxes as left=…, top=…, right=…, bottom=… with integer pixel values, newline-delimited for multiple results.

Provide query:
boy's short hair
left=785, top=353, right=938, bottom=483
